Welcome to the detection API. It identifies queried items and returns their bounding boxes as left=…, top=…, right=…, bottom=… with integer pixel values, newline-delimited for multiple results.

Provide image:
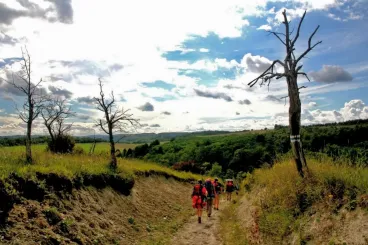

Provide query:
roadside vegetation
left=237, top=156, right=368, bottom=244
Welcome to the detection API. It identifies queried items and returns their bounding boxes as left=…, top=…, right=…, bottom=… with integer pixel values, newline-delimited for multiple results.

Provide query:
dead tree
left=94, top=78, right=140, bottom=169
left=248, top=10, right=321, bottom=177
left=8, top=48, right=46, bottom=163
left=41, top=97, right=74, bottom=151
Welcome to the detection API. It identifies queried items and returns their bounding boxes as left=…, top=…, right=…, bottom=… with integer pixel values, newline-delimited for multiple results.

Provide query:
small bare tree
left=41, top=97, right=74, bottom=152
left=8, top=48, right=46, bottom=163
left=248, top=10, right=321, bottom=177
left=94, top=78, right=140, bottom=169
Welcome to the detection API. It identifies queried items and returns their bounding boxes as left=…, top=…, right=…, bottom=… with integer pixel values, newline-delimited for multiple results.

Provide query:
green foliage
left=128, top=217, right=135, bottom=224
left=131, top=119, right=368, bottom=175
left=208, top=162, right=222, bottom=177
left=224, top=169, right=235, bottom=179
left=73, top=146, right=85, bottom=155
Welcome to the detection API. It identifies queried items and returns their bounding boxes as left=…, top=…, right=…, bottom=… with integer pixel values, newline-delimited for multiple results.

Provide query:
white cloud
left=199, top=48, right=209, bottom=53
left=0, top=0, right=365, bottom=136
left=257, top=24, right=272, bottom=31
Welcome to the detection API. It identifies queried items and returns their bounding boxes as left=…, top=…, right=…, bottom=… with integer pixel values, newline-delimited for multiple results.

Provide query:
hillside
left=220, top=157, right=368, bottom=245
left=122, top=119, right=368, bottom=178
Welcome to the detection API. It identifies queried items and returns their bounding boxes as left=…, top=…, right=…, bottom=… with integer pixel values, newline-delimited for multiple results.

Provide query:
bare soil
left=171, top=199, right=227, bottom=245
left=0, top=176, right=193, bottom=245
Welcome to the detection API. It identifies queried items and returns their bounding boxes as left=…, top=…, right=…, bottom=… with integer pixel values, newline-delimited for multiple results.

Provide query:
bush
left=47, top=135, right=75, bottom=154
left=73, top=146, right=84, bottom=155
left=172, top=160, right=203, bottom=174
left=208, top=162, right=222, bottom=177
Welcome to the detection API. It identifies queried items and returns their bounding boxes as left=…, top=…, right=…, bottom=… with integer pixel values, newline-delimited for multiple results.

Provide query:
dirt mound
left=0, top=176, right=193, bottom=244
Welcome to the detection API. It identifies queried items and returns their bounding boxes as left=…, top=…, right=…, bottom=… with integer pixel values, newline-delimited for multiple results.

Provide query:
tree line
left=121, top=120, right=368, bottom=176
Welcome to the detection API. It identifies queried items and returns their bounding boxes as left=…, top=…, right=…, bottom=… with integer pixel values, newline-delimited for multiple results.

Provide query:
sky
left=0, top=0, right=367, bottom=136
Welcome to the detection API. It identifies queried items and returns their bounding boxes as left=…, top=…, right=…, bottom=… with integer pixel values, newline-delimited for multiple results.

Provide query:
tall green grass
left=0, top=144, right=201, bottom=182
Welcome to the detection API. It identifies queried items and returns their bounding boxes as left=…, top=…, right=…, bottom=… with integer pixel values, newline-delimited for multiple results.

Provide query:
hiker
left=225, top=179, right=234, bottom=201
left=191, top=180, right=207, bottom=223
left=204, top=178, right=215, bottom=217
left=213, top=178, right=222, bottom=210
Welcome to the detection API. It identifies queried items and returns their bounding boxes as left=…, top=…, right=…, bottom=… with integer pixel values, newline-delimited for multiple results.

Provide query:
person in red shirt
left=191, top=180, right=207, bottom=223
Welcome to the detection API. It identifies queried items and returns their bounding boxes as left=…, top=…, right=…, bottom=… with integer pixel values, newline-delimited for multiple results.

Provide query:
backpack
left=214, top=181, right=221, bottom=193
left=192, top=184, right=206, bottom=206
left=205, top=180, right=215, bottom=198
left=226, top=181, right=234, bottom=191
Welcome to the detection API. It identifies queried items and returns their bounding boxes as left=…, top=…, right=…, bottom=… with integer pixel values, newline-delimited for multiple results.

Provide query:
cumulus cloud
left=240, top=53, right=272, bottom=73
left=193, top=88, right=232, bottom=102
left=199, top=48, right=209, bottom=53
left=309, top=65, right=353, bottom=83
left=257, top=24, right=272, bottom=31
left=340, top=99, right=367, bottom=120
left=138, top=102, right=154, bottom=111
left=239, top=99, right=252, bottom=105
left=0, top=0, right=73, bottom=25
left=46, top=0, right=74, bottom=24
left=48, top=85, right=73, bottom=99
left=77, top=96, right=95, bottom=105
left=264, top=95, right=282, bottom=103
left=0, top=32, right=19, bottom=45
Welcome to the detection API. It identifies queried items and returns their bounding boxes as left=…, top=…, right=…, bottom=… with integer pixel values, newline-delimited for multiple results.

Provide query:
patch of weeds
left=59, top=218, right=75, bottom=233
left=43, top=207, right=62, bottom=225
left=146, top=224, right=152, bottom=232
left=128, top=217, right=135, bottom=225
left=259, top=209, right=293, bottom=243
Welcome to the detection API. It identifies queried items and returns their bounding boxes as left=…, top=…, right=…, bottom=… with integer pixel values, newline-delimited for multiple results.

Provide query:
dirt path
left=171, top=200, right=228, bottom=245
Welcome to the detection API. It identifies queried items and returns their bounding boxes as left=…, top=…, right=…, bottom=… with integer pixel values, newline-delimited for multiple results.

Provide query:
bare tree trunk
left=26, top=93, right=33, bottom=163
left=108, top=124, right=117, bottom=169
left=287, top=76, right=308, bottom=177
left=26, top=122, right=32, bottom=163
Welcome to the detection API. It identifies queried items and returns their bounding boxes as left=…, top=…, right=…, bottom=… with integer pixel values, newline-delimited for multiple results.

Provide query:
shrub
left=73, top=146, right=84, bottom=155
left=172, top=160, right=203, bottom=174
left=208, top=162, right=222, bottom=177
left=47, top=135, right=75, bottom=154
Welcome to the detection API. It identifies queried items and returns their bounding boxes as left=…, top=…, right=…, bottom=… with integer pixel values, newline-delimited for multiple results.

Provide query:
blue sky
left=0, top=0, right=367, bottom=135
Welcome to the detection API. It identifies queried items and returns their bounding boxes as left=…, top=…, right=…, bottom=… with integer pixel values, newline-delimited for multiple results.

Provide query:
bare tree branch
left=94, top=78, right=140, bottom=169
left=6, top=47, right=45, bottom=163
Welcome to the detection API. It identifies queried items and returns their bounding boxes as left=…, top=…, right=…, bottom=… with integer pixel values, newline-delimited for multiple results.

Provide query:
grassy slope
left=3, top=176, right=194, bottom=244
left=0, top=144, right=200, bottom=181
left=228, top=157, right=368, bottom=245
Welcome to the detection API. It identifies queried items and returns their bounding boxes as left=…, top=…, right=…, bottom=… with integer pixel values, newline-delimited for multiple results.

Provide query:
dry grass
left=3, top=176, right=194, bottom=244
left=219, top=195, right=249, bottom=245
left=241, top=156, right=368, bottom=244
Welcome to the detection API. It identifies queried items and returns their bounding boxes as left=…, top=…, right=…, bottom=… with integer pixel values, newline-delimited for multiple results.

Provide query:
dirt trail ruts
left=171, top=200, right=228, bottom=245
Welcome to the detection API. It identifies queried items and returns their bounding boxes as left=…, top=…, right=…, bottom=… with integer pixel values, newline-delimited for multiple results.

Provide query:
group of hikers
left=191, top=178, right=236, bottom=223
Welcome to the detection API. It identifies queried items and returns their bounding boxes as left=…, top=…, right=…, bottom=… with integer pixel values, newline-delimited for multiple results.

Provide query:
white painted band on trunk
left=290, top=135, right=300, bottom=142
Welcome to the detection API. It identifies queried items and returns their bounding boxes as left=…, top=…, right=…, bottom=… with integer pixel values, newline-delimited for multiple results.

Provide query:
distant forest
left=120, top=119, right=368, bottom=177
left=1, top=119, right=367, bottom=178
